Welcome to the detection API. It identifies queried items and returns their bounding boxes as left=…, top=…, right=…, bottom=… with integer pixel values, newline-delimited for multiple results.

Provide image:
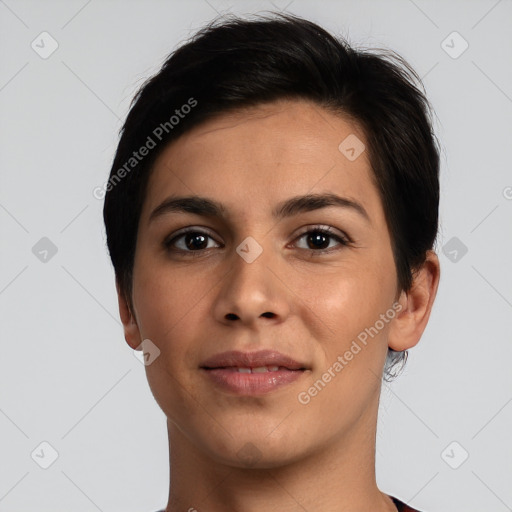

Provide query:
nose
left=212, top=240, right=291, bottom=329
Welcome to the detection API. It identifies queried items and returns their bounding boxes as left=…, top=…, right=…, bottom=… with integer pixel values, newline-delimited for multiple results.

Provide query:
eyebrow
left=149, top=193, right=370, bottom=224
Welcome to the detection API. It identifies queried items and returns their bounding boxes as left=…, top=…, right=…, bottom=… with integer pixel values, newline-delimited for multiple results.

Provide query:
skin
left=117, top=98, right=440, bottom=512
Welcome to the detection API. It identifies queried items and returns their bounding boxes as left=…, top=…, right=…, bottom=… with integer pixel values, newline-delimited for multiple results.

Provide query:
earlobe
left=388, top=251, right=440, bottom=352
left=116, top=281, right=142, bottom=351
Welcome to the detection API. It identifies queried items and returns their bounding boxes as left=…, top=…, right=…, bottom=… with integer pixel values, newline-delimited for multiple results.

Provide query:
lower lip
left=201, top=367, right=306, bottom=395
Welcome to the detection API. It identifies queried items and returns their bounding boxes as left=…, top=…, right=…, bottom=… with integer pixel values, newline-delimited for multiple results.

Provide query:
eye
left=163, top=225, right=351, bottom=256
left=292, top=225, right=350, bottom=254
left=163, top=228, right=222, bottom=254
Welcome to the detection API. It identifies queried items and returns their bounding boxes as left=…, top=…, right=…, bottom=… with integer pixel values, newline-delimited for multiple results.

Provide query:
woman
left=103, top=12, right=440, bottom=512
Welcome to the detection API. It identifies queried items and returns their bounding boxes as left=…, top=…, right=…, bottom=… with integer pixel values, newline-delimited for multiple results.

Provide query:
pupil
left=309, top=232, right=328, bottom=249
left=186, top=233, right=207, bottom=250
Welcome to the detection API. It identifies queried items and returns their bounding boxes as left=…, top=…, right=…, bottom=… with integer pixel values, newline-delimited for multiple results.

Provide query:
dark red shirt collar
left=391, top=495, right=422, bottom=511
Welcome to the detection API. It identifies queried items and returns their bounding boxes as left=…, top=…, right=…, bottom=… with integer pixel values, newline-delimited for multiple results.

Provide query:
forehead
left=143, top=99, right=381, bottom=221
left=165, top=99, right=364, bottom=162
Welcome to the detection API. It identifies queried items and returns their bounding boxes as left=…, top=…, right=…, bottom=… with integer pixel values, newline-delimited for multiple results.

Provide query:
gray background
left=1, top=0, right=511, bottom=511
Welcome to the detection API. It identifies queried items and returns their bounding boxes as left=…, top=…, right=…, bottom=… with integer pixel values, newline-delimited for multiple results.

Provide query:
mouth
left=201, top=365, right=306, bottom=373
left=199, top=350, right=309, bottom=395
left=201, top=366, right=307, bottom=395
left=200, top=349, right=309, bottom=372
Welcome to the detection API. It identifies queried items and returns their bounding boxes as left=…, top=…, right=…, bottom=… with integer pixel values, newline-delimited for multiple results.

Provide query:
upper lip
left=200, top=350, right=308, bottom=370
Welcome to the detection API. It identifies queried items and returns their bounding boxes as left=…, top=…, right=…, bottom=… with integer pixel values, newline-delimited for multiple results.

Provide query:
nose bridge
left=213, top=234, right=287, bottom=325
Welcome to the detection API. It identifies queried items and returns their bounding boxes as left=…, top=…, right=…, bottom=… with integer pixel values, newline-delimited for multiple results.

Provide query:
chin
left=198, top=426, right=311, bottom=469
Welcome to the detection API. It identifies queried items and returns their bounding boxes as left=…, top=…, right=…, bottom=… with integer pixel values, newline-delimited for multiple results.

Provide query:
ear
left=116, top=280, right=142, bottom=351
left=388, top=250, right=440, bottom=351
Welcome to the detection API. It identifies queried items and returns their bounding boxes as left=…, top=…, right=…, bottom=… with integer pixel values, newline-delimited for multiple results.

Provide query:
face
left=126, top=98, right=402, bottom=467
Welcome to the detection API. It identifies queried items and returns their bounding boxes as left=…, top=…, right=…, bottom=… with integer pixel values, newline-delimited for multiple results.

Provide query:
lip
left=200, top=350, right=310, bottom=396
left=200, top=349, right=308, bottom=370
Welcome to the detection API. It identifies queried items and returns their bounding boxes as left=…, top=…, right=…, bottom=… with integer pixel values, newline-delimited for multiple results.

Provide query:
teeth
left=237, top=366, right=280, bottom=373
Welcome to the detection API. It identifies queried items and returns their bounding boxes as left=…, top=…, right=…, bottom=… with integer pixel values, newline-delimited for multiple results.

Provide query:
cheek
left=131, top=252, right=204, bottom=357
left=131, top=259, right=209, bottom=419
left=295, top=269, right=395, bottom=432
left=305, top=261, right=395, bottom=344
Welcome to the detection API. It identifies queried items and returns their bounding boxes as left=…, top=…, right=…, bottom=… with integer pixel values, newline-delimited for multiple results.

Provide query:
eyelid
left=163, top=226, right=222, bottom=248
left=293, top=224, right=351, bottom=243
left=167, top=225, right=218, bottom=239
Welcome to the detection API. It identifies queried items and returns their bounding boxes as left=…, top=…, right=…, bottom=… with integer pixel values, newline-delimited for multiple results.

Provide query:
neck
left=164, top=393, right=397, bottom=512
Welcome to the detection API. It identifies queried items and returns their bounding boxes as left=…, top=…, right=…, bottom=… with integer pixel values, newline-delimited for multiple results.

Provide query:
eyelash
left=163, top=225, right=351, bottom=257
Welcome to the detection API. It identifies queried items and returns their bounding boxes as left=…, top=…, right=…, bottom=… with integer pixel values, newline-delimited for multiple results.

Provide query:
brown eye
left=293, top=226, right=350, bottom=254
left=164, top=229, right=221, bottom=253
